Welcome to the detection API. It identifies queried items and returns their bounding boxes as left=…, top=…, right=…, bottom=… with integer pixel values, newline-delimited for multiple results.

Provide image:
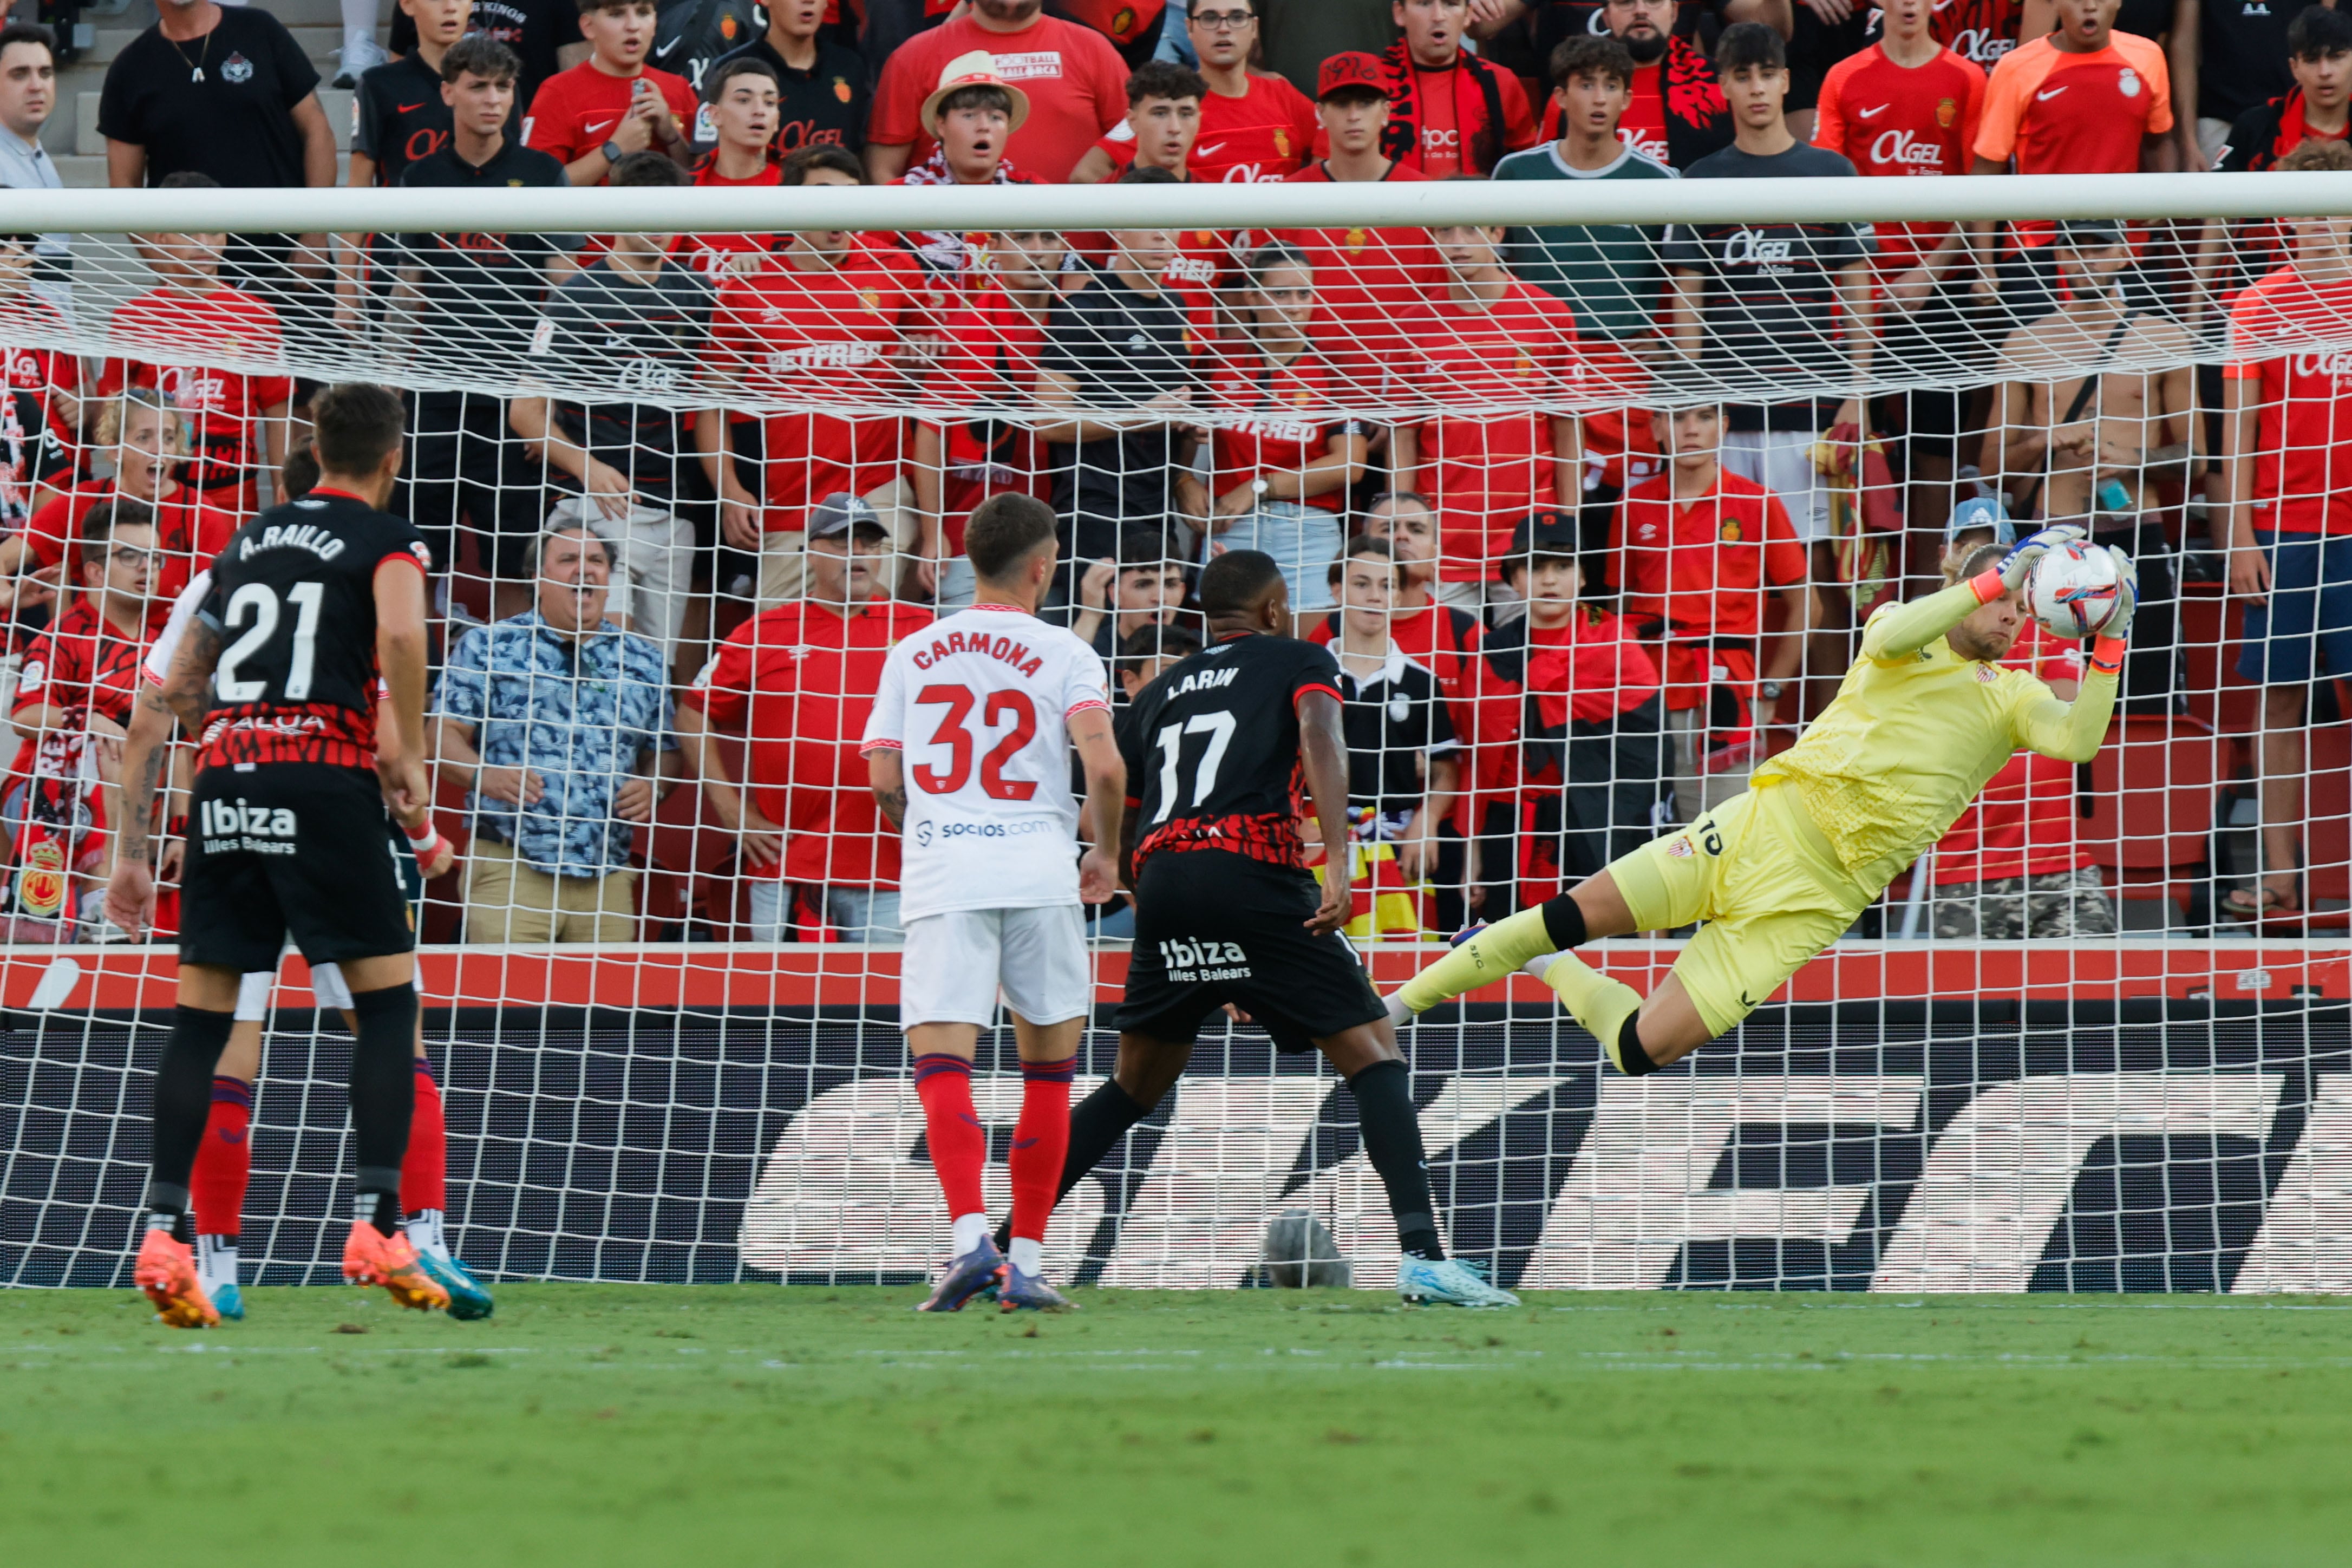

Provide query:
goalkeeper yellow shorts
left=1607, top=781, right=1874, bottom=1037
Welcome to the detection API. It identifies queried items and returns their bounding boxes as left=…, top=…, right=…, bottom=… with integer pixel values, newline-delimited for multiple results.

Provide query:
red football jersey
left=1372, top=57, right=1540, bottom=178
left=1929, top=0, right=2028, bottom=69
left=674, top=160, right=782, bottom=272
left=922, top=284, right=1053, bottom=552
left=867, top=12, right=1130, bottom=181
left=524, top=61, right=697, bottom=173
left=711, top=249, right=914, bottom=531
left=96, top=286, right=292, bottom=509
left=1093, top=72, right=1319, bottom=184
left=9, top=600, right=147, bottom=786
left=1618, top=60, right=1672, bottom=164
left=1929, top=621, right=2088, bottom=883
left=683, top=596, right=934, bottom=887
left=1976, top=34, right=2173, bottom=247
left=1393, top=282, right=1584, bottom=583
left=1271, top=161, right=1446, bottom=399
left=1202, top=347, right=1360, bottom=513
left=1517, top=608, right=1664, bottom=735
left=1613, top=468, right=1808, bottom=674
left=0, top=293, right=80, bottom=447
left=23, top=481, right=242, bottom=616
left=1812, top=44, right=1988, bottom=271
left=2224, top=265, right=2352, bottom=536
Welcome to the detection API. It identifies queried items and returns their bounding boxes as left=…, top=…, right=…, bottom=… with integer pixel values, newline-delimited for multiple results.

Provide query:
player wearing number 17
left=860, top=495, right=1128, bottom=1314
left=1387, top=526, right=2135, bottom=1075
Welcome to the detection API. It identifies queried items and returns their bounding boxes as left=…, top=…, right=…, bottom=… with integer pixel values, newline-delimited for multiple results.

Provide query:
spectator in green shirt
left=1490, top=35, right=1675, bottom=346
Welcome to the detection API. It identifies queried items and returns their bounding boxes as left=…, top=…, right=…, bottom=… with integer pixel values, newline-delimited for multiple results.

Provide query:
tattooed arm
left=865, top=748, right=910, bottom=829
left=104, top=619, right=218, bottom=936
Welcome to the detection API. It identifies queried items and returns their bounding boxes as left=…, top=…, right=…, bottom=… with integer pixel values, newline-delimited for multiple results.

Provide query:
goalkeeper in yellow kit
left=1385, top=524, right=2137, bottom=1075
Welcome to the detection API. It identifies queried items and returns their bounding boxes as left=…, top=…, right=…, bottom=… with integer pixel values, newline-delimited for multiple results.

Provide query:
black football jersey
left=194, top=491, right=430, bottom=774
left=1118, top=631, right=1343, bottom=871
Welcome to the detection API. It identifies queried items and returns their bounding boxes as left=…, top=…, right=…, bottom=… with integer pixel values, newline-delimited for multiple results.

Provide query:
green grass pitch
left=2, top=1285, right=2347, bottom=1566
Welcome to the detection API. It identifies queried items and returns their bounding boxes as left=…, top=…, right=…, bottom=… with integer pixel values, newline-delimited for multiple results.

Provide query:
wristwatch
left=1757, top=680, right=1785, bottom=703
left=600, top=139, right=626, bottom=166
left=1250, top=478, right=1272, bottom=499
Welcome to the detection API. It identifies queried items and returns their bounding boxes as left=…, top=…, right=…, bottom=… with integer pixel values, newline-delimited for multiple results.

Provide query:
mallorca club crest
left=12, top=839, right=67, bottom=918
left=1936, top=97, right=1957, bottom=128
left=1719, top=517, right=1744, bottom=541
left=222, top=51, right=254, bottom=84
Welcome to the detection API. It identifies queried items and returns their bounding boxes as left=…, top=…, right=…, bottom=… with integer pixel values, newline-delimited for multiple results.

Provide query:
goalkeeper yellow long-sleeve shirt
left=1751, top=574, right=2121, bottom=893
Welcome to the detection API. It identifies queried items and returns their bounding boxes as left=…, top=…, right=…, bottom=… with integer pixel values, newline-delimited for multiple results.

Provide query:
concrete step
left=73, top=0, right=394, bottom=32
left=75, top=87, right=358, bottom=156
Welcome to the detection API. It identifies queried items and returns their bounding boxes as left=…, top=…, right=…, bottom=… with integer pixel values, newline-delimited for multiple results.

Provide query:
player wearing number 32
left=860, top=495, right=1127, bottom=1315
left=1388, top=525, right=2135, bottom=1077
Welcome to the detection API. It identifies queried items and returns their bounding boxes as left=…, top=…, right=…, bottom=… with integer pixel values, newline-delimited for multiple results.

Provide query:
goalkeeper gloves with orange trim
left=1995, top=522, right=2089, bottom=592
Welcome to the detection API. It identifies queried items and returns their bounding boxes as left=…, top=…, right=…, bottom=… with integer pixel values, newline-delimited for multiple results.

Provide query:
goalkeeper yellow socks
left=1397, top=905, right=1571, bottom=1015
left=1534, top=952, right=1657, bottom=1076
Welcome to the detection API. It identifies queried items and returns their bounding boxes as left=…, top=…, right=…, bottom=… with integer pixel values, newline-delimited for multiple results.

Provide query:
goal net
left=0, top=175, right=2347, bottom=1296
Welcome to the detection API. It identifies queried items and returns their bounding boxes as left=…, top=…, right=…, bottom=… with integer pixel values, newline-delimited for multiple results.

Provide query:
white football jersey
left=861, top=604, right=1110, bottom=922
left=142, top=571, right=211, bottom=689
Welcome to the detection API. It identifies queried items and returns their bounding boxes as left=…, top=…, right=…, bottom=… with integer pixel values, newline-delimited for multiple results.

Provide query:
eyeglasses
left=106, top=546, right=157, bottom=566
left=1191, top=9, right=1256, bottom=28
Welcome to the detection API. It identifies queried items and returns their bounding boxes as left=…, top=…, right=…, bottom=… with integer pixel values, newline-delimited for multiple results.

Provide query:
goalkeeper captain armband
left=2089, top=637, right=2127, bottom=676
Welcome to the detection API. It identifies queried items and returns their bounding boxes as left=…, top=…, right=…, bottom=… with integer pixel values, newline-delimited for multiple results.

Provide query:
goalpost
left=0, top=174, right=2347, bottom=1296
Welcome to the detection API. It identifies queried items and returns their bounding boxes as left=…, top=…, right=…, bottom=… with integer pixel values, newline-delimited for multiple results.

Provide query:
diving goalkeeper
left=1384, top=525, right=2135, bottom=1074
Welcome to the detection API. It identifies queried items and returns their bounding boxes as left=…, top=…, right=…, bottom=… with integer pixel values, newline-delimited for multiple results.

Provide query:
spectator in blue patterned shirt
left=432, top=523, right=676, bottom=942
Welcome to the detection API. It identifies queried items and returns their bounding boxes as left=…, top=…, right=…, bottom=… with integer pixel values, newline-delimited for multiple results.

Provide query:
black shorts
left=1114, top=848, right=1386, bottom=1053
left=403, top=389, right=543, bottom=574
left=179, top=764, right=415, bottom=974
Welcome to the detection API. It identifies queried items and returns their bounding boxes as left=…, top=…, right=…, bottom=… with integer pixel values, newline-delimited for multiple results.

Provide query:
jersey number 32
left=912, top=684, right=1037, bottom=800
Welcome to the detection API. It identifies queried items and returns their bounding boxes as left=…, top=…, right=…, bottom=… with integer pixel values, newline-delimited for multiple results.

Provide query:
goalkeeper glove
left=1995, top=522, right=2088, bottom=592
left=2099, top=545, right=2138, bottom=640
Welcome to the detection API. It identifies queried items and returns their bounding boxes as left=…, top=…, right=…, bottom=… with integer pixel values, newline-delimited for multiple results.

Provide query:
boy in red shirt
left=1389, top=220, right=1584, bottom=612
left=912, top=226, right=1064, bottom=606
left=1926, top=517, right=2115, bottom=937
left=1074, top=0, right=1316, bottom=184
left=1477, top=508, right=1664, bottom=910
left=1273, top=52, right=1445, bottom=402
left=674, top=55, right=782, bottom=275
left=98, top=195, right=292, bottom=519
left=5, top=500, right=154, bottom=930
left=702, top=190, right=918, bottom=611
left=524, top=0, right=696, bottom=184
left=676, top=500, right=932, bottom=940
left=1612, top=402, right=1816, bottom=825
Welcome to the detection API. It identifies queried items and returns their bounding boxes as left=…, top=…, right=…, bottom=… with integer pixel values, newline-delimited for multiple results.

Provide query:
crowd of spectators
left=0, top=0, right=2338, bottom=941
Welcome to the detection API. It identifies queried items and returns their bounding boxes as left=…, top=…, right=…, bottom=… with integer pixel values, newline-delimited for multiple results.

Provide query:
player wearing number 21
left=859, top=494, right=1127, bottom=1314
left=1389, top=526, right=2135, bottom=1077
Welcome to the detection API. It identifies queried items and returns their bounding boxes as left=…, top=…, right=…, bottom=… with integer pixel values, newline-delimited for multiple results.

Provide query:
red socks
left=913, top=1054, right=988, bottom=1223
left=1009, top=1055, right=1076, bottom=1245
left=190, top=1076, right=252, bottom=1239
left=402, top=1059, right=447, bottom=1218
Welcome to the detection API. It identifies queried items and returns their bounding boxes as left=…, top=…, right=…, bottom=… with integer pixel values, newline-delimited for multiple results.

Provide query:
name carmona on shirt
left=908, top=626, right=1049, bottom=676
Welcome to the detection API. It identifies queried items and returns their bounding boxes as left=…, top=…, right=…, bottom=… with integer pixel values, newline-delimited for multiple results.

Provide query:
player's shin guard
left=1007, top=1055, right=1076, bottom=1274
left=190, top=1076, right=253, bottom=1241
left=402, top=1057, right=448, bottom=1256
left=146, top=1007, right=239, bottom=1238
left=1396, top=906, right=1564, bottom=1017
left=1347, top=1059, right=1444, bottom=1261
left=1537, top=953, right=1652, bottom=1075
left=913, top=1054, right=989, bottom=1251
left=347, top=984, right=419, bottom=1236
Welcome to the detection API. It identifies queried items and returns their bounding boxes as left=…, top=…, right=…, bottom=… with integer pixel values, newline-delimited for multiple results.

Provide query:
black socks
left=146, top=1005, right=237, bottom=1213
left=1540, top=895, right=1588, bottom=951
left=347, top=983, right=420, bottom=1232
left=1058, top=1077, right=1155, bottom=1205
left=1348, top=1059, right=1444, bottom=1261
left=1617, top=1014, right=1661, bottom=1077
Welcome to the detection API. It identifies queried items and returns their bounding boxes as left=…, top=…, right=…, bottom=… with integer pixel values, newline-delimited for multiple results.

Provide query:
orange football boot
left=342, top=1223, right=450, bottom=1312
left=136, top=1227, right=219, bottom=1329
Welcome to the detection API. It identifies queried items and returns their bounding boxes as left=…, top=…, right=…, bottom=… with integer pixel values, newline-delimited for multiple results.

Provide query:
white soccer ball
left=2023, top=541, right=2122, bottom=639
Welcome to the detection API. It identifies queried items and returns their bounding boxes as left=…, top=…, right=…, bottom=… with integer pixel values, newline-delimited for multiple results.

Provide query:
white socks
left=196, top=1236, right=238, bottom=1296
left=406, top=1208, right=447, bottom=1260
left=951, top=1213, right=991, bottom=1257
left=1008, top=1238, right=1044, bottom=1276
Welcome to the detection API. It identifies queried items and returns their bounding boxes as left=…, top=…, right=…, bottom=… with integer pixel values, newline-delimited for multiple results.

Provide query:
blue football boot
left=998, top=1266, right=1075, bottom=1313
left=1397, top=1255, right=1521, bottom=1308
left=414, top=1249, right=494, bottom=1321
left=207, top=1278, right=245, bottom=1322
left=916, top=1237, right=1007, bottom=1313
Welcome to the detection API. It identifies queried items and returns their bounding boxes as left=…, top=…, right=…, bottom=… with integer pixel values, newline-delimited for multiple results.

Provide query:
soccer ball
left=2023, top=543, right=2123, bottom=639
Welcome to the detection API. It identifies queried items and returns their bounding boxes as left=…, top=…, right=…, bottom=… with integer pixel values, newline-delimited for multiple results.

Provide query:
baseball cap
left=920, top=51, right=1032, bottom=137
left=808, top=492, right=891, bottom=543
left=1499, top=507, right=1581, bottom=578
left=1317, top=51, right=1389, bottom=101
left=1944, top=495, right=2013, bottom=548
left=2056, top=217, right=2127, bottom=250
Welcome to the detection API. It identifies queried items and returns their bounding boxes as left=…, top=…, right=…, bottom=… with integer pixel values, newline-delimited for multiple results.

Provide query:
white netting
left=0, top=180, right=2348, bottom=1296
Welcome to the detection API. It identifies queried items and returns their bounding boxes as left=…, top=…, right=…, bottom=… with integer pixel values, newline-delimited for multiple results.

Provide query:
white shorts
left=900, top=905, right=1091, bottom=1028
